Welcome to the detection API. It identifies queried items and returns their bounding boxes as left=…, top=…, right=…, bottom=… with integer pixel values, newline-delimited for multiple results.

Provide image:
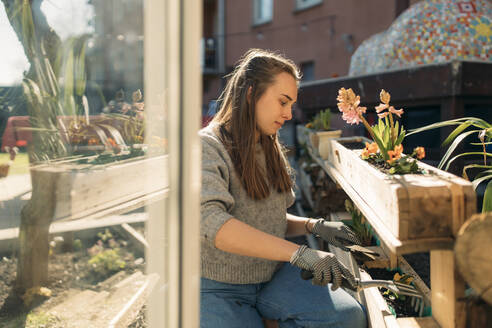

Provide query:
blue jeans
left=200, top=263, right=367, bottom=328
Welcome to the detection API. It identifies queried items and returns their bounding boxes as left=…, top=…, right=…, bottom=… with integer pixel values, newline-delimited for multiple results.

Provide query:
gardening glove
left=290, top=245, right=356, bottom=291
left=311, top=219, right=361, bottom=251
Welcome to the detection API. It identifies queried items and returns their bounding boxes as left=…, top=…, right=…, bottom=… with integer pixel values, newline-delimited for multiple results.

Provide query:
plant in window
left=408, top=117, right=492, bottom=212
left=336, top=88, right=425, bottom=174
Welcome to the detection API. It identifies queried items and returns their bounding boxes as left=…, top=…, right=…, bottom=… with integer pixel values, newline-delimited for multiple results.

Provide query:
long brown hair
left=212, top=49, right=301, bottom=200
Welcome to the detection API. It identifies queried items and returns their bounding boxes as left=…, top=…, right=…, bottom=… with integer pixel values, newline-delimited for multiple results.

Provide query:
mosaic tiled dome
left=349, top=0, right=492, bottom=76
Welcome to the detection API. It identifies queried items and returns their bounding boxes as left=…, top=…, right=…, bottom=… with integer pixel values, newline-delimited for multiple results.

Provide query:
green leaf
left=407, top=117, right=490, bottom=136
left=474, top=169, right=492, bottom=180
left=442, top=122, right=472, bottom=146
left=482, top=180, right=492, bottom=213
left=445, top=152, right=492, bottom=171
left=470, top=142, right=492, bottom=145
left=396, top=128, right=405, bottom=145
left=372, top=134, right=387, bottom=160
left=438, top=130, right=481, bottom=170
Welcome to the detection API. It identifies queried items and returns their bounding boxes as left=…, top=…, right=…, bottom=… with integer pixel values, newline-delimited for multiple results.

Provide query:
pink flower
left=375, top=103, right=388, bottom=113
left=375, top=90, right=404, bottom=118
left=337, top=88, right=367, bottom=125
left=389, top=106, right=404, bottom=117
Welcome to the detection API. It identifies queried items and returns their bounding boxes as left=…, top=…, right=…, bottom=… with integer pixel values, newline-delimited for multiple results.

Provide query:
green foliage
left=344, top=200, right=373, bottom=246
left=97, top=228, right=113, bottom=243
left=88, top=249, right=126, bottom=278
left=371, top=118, right=406, bottom=161
left=388, top=157, right=419, bottom=175
left=73, top=239, right=83, bottom=251
left=7, top=0, right=92, bottom=162
left=306, top=109, right=332, bottom=131
left=408, top=117, right=492, bottom=212
left=25, top=312, right=61, bottom=327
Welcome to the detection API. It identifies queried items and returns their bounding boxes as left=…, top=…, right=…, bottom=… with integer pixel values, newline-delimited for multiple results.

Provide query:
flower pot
left=324, top=137, right=476, bottom=243
left=30, top=155, right=168, bottom=221
left=308, top=129, right=342, bottom=159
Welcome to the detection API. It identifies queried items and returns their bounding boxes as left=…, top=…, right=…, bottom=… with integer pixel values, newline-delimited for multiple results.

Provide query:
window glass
left=296, top=0, right=323, bottom=11
left=0, top=0, right=200, bottom=326
left=254, top=0, right=273, bottom=25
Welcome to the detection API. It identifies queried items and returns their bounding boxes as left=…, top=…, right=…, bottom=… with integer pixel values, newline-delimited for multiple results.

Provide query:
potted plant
left=319, top=88, right=476, bottom=244
left=304, top=108, right=342, bottom=159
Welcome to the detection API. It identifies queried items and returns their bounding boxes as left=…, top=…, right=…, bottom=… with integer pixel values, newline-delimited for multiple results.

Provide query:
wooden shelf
left=313, top=146, right=469, bottom=327
left=309, top=147, right=455, bottom=257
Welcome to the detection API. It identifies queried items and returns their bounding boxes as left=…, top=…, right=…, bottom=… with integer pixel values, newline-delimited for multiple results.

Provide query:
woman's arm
left=285, top=213, right=314, bottom=237
left=215, top=218, right=300, bottom=262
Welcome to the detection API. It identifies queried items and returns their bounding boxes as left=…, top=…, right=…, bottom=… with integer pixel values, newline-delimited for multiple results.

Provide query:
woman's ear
left=247, top=86, right=252, bottom=104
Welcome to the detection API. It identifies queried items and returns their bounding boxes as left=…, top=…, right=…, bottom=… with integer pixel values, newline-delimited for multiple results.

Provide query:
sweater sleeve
left=200, top=137, right=235, bottom=248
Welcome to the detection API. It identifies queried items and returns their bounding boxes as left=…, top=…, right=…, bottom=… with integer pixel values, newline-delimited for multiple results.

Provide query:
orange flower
left=361, top=142, right=378, bottom=158
left=365, top=142, right=378, bottom=154
left=387, top=144, right=403, bottom=164
left=88, top=138, right=100, bottom=145
left=415, top=147, right=425, bottom=160
left=107, top=138, right=117, bottom=147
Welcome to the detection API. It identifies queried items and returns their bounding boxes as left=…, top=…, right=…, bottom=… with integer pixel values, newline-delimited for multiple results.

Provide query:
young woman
left=200, top=49, right=367, bottom=328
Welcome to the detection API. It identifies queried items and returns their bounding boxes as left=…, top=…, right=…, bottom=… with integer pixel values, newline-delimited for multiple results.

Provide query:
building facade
left=202, top=0, right=420, bottom=110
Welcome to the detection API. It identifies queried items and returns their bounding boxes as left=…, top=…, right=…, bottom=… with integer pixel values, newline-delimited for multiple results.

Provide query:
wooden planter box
left=30, top=155, right=168, bottom=221
left=324, top=137, right=475, bottom=243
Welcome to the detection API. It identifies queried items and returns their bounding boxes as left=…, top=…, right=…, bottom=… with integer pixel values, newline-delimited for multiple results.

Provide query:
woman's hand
left=311, top=219, right=361, bottom=251
left=290, top=245, right=356, bottom=290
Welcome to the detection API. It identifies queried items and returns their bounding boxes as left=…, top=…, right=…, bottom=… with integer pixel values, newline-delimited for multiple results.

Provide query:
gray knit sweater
left=200, top=123, right=295, bottom=284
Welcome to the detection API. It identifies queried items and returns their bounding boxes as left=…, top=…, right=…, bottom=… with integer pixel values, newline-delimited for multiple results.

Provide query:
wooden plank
left=30, top=155, right=168, bottom=222
left=108, top=273, right=159, bottom=328
left=0, top=199, right=155, bottom=253
left=297, top=61, right=492, bottom=112
left=118, top=223, right=149, bottom=256
left=396, top=317, right=440, bottom=328
left=48, top=271, right=158, bottom=327
left=417, top=161, right=476, bottom=236
left=431, top=250, right=466, bottom=328
left=360, top=270, right=396, bottom=328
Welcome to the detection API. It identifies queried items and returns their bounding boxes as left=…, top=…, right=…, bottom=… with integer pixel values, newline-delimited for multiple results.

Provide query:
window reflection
left=0, top=0, right=161, bottom=326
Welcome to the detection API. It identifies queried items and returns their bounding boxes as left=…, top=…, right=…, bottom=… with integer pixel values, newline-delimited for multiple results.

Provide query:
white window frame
left=145, top=0, right=201, bottom=327
left=253, top=0, right=273, bottom=25
left=295, top=0, right=323, bottom=11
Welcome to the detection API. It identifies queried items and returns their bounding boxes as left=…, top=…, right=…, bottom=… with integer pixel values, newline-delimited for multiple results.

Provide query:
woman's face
left=253, top=72, right=298, bottom=138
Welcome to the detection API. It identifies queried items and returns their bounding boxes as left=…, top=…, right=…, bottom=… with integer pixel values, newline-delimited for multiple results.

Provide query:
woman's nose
left=282, top=107, right=293, bottom=121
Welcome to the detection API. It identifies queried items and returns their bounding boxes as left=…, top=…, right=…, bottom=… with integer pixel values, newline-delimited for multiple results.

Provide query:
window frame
left=295, top=0, right=323, bottom=12
left=145, top=0, right=201, bottom=327
left=252, top=0, right=273, bottom=26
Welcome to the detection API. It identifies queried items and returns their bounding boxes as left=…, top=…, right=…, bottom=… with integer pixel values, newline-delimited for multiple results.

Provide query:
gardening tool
left=300, top=269, right=425, bottom=316
left=344, top=244, right=380, bottom=263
